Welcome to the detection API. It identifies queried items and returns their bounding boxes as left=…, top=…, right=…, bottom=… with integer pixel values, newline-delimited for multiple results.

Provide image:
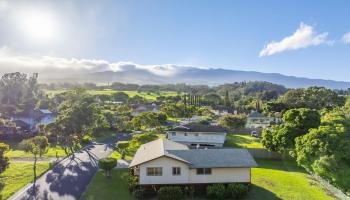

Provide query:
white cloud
left=259, top=23, right=330, bottom=57
left=342, top=32, right=350, bottom=44
left=0, top=46, right=184, bottom=78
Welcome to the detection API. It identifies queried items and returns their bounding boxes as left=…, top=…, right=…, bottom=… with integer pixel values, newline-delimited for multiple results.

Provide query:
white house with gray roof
left=166, top=123, right=227, bottom=147
left=129, top=139, right=257, bottom=185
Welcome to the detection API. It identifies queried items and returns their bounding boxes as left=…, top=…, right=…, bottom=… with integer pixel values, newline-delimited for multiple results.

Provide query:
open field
left=0, top=162, right=50, bottom=200
left=82, top=159, right=335, bottom=200
left=44, top=89, right=179, bottom=100
left=224, top=134, right=264, bottom=149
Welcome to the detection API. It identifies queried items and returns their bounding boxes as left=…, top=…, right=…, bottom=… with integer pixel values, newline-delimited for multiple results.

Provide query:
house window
left=196, top=168, right=212, bottom=175
left=172, top=167, right=181, bottom=176
left=146, top=167, right=163, bottom=176
left=195, top=133, right=199, bottom=136
left=184, top=132, right=187, bottom=136
left=171, top=132, right=176, bottom=136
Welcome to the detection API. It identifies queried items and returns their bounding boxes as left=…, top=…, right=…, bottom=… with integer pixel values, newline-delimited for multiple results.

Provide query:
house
left=10, top=109, right=56, bottom=131
left=245, top=111, right=274, bottom=129
left=129, top=139, right=257, bottom=186
left=131, top=103, right=160, bottom=116
left=210, top=105, right=229, bottom=116
left=166, top=123, right=227, bottom=147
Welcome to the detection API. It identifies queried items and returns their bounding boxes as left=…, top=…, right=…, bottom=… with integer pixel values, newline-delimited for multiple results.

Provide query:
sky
left=0, top=0, right=350, bottom=81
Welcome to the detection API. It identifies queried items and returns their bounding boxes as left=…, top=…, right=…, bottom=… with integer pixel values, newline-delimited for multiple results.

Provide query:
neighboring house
left=131, top=103, right=160, bottom=116
left=129, top=139, right=257, bottom=186
left=210, top=106, right=229, bottom=116
left=10, top=109, right=56, bottom=131
left=245, top=111, right=274, bottom=129
left=166, top=123, right=227, bottom=147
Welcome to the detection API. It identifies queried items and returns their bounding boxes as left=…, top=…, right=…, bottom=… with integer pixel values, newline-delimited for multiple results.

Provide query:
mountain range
left=40, top=66, right=350, bottom=89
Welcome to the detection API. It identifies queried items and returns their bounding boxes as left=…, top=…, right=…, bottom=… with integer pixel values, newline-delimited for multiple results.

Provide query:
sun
left=19, top=11, right=58, bottom=42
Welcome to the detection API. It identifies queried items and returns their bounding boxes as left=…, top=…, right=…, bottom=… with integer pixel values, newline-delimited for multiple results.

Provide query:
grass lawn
left=224, top=134, right=264, bottom=148
left=44, top=89, right=179, bottom=100
left=93, top=129, right=117, bottom=143
left=82, top=159, right=336, bottom=200
left=81, top=169, right=134, bottom=200
left=0, top=162, right=50, bottom=200
left=245, top=159, right=335, bottom=200
left=5, top=145, right=66, bottom=158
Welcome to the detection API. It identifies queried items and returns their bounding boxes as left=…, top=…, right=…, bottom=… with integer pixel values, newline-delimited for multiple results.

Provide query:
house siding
left=188, top=168, right=250, bottom=183
left=166, top=132, right=227, bottom=147
left=139, top=157, right=190, bottom=185
left=139, top=157, right=251, bottom=185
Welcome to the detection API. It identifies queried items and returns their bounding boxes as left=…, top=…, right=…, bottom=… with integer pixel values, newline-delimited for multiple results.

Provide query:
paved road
left=8, top=140, right=119, bottom=200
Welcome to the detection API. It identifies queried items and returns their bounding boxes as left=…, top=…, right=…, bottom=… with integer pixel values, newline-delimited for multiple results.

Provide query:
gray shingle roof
left=167, top=149, right=257, bottom=168
left=129, top=139, right=257, bottom=169
left=170, top=123, right=227, bottom=132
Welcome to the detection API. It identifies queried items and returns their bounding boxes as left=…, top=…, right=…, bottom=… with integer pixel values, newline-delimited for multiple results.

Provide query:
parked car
left=251, top=131, right=259, bottom=138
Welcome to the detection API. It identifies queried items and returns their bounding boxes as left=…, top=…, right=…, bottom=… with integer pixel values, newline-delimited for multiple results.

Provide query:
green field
left=224, top=134, right=264, bottom=149
left=45, top=89, right=179, bottom=100
left=0, top=162, right=50, bottom=200
left=82, top=159, right=335, bottom=200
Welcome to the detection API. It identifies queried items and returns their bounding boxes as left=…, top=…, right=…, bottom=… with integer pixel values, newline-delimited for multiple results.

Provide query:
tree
left=262, top=108, right=320, bottom=153
left=97, top=94, right=112, bottom=102
left=98, top=158, right=117, bottom=178
left=103, top=110, right=116, bottom=128
left=202, top=93, right=222, bottom=106
left=113, top=92, right=129, bottom=103
left=131, top=112, right=161, bottom=130
left=294, top=110, right=350, bottom=191
left=218, top=114, right=247, bottom=130
left=0, top=143, right=9, bottom=174
left=50, top=89, right=108, bottom=155
left=116, top=141, right=129, bottom=159
left=0, top=72, right=40, bottom=109
left=224, top=90, right=231, bottom=107
left=19, top=136, right=49, bottom=191
left=261, top=124, right=299, bottom=153
left=280, top=87, right=345, bottom=110
left=282, top=108, right=321, bottom=132
left=0, top=142, right=9, bottom=198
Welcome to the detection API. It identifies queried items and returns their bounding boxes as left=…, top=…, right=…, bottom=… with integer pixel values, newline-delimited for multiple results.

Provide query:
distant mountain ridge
left=41, top=66, right=350, bottom=89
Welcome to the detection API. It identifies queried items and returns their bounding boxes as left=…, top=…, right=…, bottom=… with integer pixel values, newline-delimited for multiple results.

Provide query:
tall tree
left=19, top=136, right=49, bottom=193
left=224, top=90, right=231, bottom=108
left=0, top=143, right=9, bottom=200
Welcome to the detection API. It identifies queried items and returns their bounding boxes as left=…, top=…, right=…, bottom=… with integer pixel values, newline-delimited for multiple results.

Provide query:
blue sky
left=0, top=0, right=349, bottom=81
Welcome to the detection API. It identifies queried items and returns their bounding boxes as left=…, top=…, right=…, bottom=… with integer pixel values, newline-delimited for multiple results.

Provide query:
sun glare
left=19, top=11, right=58, bottom=42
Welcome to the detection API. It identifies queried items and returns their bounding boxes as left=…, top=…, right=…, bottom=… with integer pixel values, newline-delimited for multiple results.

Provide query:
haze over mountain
left=42, top=65, right=350, bottom=89
left=0, top=47, right=348, bottom=89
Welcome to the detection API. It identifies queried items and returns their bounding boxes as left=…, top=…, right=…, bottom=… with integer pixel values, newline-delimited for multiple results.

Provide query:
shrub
left=98, top=158, right=117, bottom=178
left=206, top=184, right=226, bottom=200
left=128, top=174, right=138, bottom=191
left=116, top=141, right=129, bottom=159
left=82, top=134, right=94, bottom=144
left=226, top=183, right=249, bottom=199
left=158, top=186, right=183, bottom=200
left=133, top=187, right=145, bottom=200
left=184, top=185, right=195, bottom=199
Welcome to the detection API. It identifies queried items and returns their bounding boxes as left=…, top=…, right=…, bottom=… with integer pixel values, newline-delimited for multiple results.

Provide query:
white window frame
left=172, top=167, right=181, bottom=176
left=146, top=167, right=163, bottom=176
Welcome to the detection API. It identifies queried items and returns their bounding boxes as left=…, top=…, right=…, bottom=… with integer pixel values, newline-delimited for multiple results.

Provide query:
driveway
left=8, top=140, right=117, bottom=200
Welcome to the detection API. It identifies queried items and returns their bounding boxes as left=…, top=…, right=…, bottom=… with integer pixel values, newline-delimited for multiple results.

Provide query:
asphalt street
left=8, top=135, right=130, bottom=200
